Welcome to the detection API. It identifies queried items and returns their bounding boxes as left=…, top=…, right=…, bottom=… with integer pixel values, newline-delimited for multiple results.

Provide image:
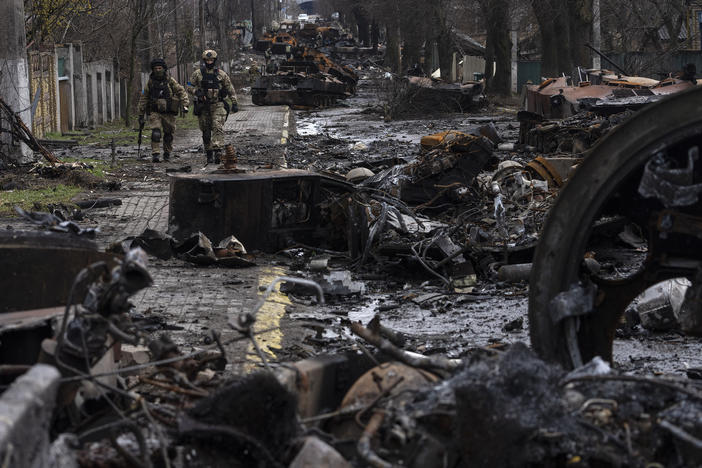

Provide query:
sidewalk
left=225, top=95, right=292, bottom=147
left=96, top=96, right=292, bottom=240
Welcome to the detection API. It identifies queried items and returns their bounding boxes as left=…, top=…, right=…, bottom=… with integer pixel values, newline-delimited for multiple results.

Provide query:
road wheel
left=529, top=85, right=702, bottom=369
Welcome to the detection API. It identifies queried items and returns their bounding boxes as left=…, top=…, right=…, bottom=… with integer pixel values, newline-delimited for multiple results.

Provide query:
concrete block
left=0, top=364, right=61, bottom=467
left=120, top=344, right=151, bottom=368
left=289, top=436, right=352, bottom=468
left=275, top=352, right=375, bottom=418
left=48, top=434, right=79, bottom=468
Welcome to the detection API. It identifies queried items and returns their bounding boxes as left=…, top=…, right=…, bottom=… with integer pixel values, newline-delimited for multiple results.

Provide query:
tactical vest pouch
left=156, top=98, right=168, bottom=113
left=206, top=88, right=219, bottom=100
left=166, top=97, right=180, bottom=114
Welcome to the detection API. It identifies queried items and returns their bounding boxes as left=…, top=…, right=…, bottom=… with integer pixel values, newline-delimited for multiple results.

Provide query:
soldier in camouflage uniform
left=188, top=50, right=238, bottom=164
left=138, top=58, right=189, bottom=162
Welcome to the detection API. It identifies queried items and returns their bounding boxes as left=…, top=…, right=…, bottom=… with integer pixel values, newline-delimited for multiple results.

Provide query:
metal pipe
left=584, top=43, right=628, bottom=76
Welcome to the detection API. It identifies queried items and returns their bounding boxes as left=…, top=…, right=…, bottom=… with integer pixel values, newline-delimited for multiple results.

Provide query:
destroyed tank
left=252, top=47, right=357, bottom=108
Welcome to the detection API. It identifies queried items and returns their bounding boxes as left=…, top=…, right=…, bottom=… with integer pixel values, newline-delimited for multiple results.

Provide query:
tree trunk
left=215, top=0, right=228, bottom=70
left=385, top=23, right=401, bottom=74
left=533, top=0, right=592, bottom=78
left=355, top=8, right=370, bottom=46
left=437, top=28, right=452, bottom=81
left=483, top=0, right=512, bottom=94
left=402, top=24, right=423, bottom=72
left=125, top=31, right=138, bottom=127
left=173, top=0, right=181, bottom=83
left=200, top=0, right=206, bottom=49
left=125, top=0, right=154, bottom=126
left=430, top=1, right=452, bottom=80
left=371, top=20, right=379, bottom=51
left=568, top=0, right=592, bottom=72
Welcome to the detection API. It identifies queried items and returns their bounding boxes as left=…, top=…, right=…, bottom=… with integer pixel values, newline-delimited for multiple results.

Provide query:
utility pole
left=0, top=0, right=32, bottom=163
left=592, top=0, right=601, bottom=69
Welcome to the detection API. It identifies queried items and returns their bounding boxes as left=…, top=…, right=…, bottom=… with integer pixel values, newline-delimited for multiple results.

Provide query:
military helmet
left=202, top=50, right=218, bottom=60
left=150, top=57, right=167, bottom=69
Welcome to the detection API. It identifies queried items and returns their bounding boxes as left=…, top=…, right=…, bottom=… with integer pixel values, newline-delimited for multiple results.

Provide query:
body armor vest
left=200, top=67, right=228, bottom=101
left=149, top=76, right=178, bottom=114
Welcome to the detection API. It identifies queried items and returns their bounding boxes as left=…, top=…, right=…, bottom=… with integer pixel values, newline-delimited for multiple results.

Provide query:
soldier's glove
left=231, top=102, right=239, bottom=113
left=182, top=106, right=189, bottom=114
left=138, top=114, right=145, bottom=126
left=195, top=89, right=206, bottom=102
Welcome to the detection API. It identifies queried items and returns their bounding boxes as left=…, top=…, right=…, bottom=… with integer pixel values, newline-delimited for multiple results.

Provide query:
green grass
left=83, top=119, right=141, bottom=146
left=177, top=110, right=202, bottom=130
left=0, top=184, right=81, bottom=216
left=45, top=131, right=77, bottom=141
left=61, top=157, right=114, bottom=179
left=56, top=111, right=201, bottom=147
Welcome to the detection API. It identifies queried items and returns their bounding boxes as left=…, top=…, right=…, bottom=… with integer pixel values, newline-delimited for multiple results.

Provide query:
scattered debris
left=0, top=96, right=60, bottom=164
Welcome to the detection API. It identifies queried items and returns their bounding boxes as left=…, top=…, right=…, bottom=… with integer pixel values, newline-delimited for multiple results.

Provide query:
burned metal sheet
left=362, top=133, right=495, bottom=205
left=524, top=74, right=697, bottom=118
left=0, top=231, right=119, bottom=313
left=168, top=170, right=357, bottom=253
left=0, top=307, right=62, bottom=373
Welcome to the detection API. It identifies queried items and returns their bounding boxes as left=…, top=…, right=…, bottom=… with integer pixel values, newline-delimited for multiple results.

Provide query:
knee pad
left=203, top=130, right=211, bottom=145
left=164, top=133, right=173, bottom=145
left=151, top=128, right=162, bottom=142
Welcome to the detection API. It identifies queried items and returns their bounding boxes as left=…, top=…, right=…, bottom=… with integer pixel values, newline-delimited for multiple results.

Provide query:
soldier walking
left=138, top=58, right=189, bottom=162
left=189, top=50, right=238, bottom=164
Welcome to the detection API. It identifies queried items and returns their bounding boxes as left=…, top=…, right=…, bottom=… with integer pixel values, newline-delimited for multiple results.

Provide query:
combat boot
left=163, top=152, right=170, bottom=162
left=152, top=153, right=160, bottom=163
left=206, top=150, right=214, bottom=164
left=213, top=150, right=221, bottom=164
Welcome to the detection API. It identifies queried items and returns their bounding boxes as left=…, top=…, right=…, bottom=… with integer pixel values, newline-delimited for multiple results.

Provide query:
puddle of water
left=245, top=266, right=290, bottom=371
left=296, top=120, right=324, bottom=137
left=347, top=298, right=380, bottom=324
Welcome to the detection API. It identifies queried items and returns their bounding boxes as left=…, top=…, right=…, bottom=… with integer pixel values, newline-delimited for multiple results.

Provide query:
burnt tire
left=528, top=85, right=702, bottom=369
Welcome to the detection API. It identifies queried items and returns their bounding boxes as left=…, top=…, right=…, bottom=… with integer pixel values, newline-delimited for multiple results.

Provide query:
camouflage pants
left=198, top=102, right=227, bottom=151
left=148, top=113, right=177, bottom=155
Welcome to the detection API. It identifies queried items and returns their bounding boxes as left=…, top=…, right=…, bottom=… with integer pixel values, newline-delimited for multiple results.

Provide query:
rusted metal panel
left=168, top=170, right=355, bottom=252
left=0, top=306, right=63, bottom=331
left=525, top=74, right=697, bottom=118
left=0, top=307, right=63, bottom=371
left=0, top=231, right=120, bottom=313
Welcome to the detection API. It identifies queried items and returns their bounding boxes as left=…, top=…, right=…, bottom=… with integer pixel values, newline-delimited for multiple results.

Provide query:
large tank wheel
left=529, top=86, right=702, bottom=369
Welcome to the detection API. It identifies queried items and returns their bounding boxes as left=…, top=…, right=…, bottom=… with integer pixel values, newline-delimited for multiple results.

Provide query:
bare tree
left=480, top=0, right=512, bottom=94
left=529, top=0, right=592, bottom=77
left=124, top=0, right=155, bottom=126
